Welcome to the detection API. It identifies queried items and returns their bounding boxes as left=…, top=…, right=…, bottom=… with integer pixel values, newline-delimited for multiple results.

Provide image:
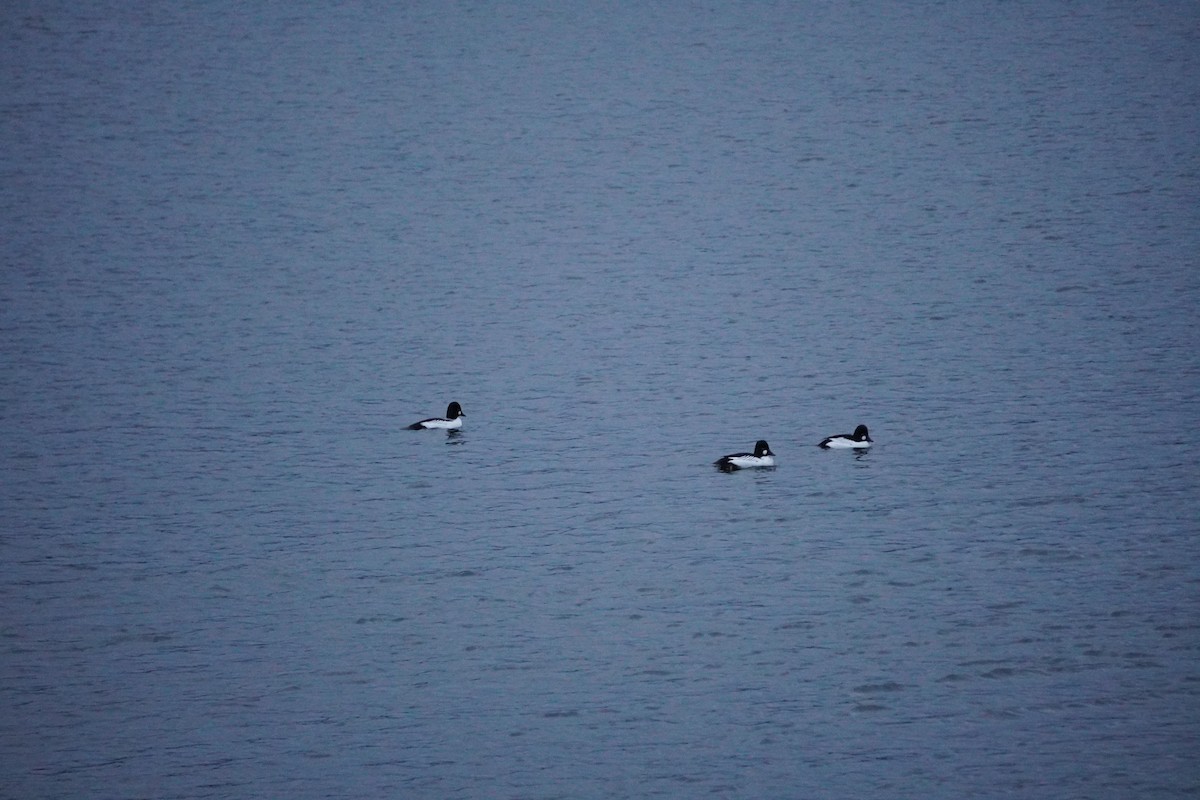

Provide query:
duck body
left=818, top=424, right=872, bottom=449
left=408, top=402, right=465, bottom=430
left=714, top=440, right=776, bottom=471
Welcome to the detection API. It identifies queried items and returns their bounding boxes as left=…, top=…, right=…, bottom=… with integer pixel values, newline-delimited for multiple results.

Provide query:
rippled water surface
left=3, top=2, right=1199, bottom=798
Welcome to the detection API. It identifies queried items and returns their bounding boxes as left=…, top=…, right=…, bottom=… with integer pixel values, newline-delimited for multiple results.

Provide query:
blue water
left=3, top=2, right=1199, bottom=798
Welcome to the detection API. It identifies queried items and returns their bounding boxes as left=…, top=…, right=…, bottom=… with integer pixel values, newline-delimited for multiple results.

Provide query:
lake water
left=2, top=2, right=1199, bottom=798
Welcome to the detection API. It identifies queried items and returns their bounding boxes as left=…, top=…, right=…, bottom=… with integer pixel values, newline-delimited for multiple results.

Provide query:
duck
left=407, top=402, right=465, bottom=430
left=818, top=424, right=872, bottom=449
left=714, top=440, right=776, bottom=471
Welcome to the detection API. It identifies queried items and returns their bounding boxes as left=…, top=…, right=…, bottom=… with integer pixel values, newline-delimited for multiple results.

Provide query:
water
left=3, top=2, right=1199, bottom=798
